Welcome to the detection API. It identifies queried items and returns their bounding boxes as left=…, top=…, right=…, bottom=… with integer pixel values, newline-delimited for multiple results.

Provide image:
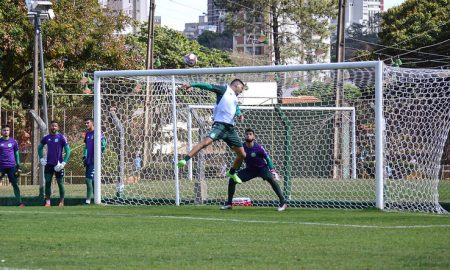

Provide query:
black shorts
left=44, top=165, right=65, bottom=179
left=0, top=167, right=17, bottom=184
left=237, top=166, right=274, bottom=182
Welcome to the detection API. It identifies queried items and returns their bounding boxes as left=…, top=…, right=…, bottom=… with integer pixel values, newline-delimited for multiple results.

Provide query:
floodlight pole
left=36, top=12, right=49, bottom=132
left=32, top=13, right=44, bottom=194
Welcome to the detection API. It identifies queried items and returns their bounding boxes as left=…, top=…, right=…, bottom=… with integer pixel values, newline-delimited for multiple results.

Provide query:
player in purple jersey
left=83, top=118, right=107, bottom=205
left=221, top=128, right=287, bottom=211
left=0, top=125, right=24, bottom=207
left=38, top=121, right=71, bottom=207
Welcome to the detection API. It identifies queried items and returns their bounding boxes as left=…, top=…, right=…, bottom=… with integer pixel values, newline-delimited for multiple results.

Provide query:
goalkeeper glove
left=15, top=165, right=21, bottom=177
left=271, top=169, right=280, bottom=181
left=54, top=162, right=66, bottom=172
left=39, top=158, right=47, bottom=166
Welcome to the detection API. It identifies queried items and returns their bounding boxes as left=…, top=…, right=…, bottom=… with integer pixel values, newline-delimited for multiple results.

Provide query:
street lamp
left=25, top=0, right=55, bottom=195
left=27, top=0, right=55, bottom=132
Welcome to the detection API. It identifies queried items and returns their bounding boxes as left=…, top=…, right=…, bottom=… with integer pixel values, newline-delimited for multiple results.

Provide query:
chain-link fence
left=0, top=94, right=93, bottom=198
left=0, top=92, right=449, bottom=206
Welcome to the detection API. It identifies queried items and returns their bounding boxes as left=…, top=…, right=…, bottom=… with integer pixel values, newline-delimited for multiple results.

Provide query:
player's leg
left=178, top=122, right=225, bottom=168
left=221, top=168, right=255, bottom=209
left=224, top=128, right=246, bottom=184
left=178, top=136, right=214, bottom=168
left=260, top=167, right=287, bottom=211
left=55, top=169, right=65, bottom=207
left=85, top=164, right=95, bottom=204
left=6, top=167, right=23, bottom=206
left=44, top=165, right=54, bottom=206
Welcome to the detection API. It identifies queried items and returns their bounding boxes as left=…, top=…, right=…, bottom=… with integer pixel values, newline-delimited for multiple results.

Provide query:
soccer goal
left=93, top=61, right=450, bottom=213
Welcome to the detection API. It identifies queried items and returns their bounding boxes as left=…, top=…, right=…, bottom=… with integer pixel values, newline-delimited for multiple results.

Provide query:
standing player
left=176, top=79, right=246, bottom=184
left=221, top=128, right=287, bottom=211
left=83, top=118, right=107, bottom=205
left=38, top=121, right=71, bottom=207
left=0, top=125, right=24, bottom=207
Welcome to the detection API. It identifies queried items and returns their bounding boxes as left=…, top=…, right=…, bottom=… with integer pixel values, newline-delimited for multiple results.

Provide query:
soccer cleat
left=44, top=202, right=51, bottom=207
left=226, top=171, right=242, bottom=184
left=220, top=204, right=232, bottom=210
left=277, top=203, right=287, bottom=212
left=177, top=159, right=187, bottom=168
left=18, top=203, right=25, bottom=208
left=58, top=202, right=64, bottom=207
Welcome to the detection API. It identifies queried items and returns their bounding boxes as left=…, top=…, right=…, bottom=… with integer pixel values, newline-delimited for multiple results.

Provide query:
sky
left=156, top=0, right=207, bottom=31
left=156, top=0, right=407, bottom=31
left=384, top=0, right=407, bottom=10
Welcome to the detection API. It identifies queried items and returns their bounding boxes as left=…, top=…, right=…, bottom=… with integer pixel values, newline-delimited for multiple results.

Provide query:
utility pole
left=32, top=15, right=40, bottom=187
left=146, top=0, right=155, bottom=70
left=143, top=0, right=156, bottom=166
left=335, top=0, right=346, bottom=64
left=333, top=0, right=346, bottom=179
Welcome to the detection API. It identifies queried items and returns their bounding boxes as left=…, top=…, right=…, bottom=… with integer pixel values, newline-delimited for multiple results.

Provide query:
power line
left=399, top=59, right=449, bottom=66
left=168, top=0, right=206, bottom=13
left=347, top=37, right=450, bottom=60
left=215, top=0, right=271, bottom=16
left=387, top=38, right=450, bottom=61
left=349, top=21, right=450, bottom=61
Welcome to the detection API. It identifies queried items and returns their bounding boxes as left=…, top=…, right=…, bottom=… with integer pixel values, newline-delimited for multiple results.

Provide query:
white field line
left=0, top=262, right=42, bottom=270
left=1, top=209, right=449, bottom=229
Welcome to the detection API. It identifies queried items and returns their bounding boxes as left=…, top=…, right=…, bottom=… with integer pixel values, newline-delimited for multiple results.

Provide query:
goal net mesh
left=97, top=66, right=449, bottom=213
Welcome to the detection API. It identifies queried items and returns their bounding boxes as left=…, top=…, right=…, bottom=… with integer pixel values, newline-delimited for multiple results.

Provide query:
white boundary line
left=1, top=210, right=449, bottom=229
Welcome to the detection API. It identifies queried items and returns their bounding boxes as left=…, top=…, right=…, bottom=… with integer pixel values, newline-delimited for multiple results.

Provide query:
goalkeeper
left=221, top=128, right=287, bottom=211
left=0, top=125, right=24, bottom=207
left=82, top=118, right=107, bottom=205
left=38, top=121, right=71, bottom=207
left=177, top=79, right=246, bottom=184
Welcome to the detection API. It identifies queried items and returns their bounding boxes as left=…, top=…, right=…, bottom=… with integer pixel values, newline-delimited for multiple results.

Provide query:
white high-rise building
left=346, top=0, right=383, bottom=29
left=105, top=0, right=151, bottom=33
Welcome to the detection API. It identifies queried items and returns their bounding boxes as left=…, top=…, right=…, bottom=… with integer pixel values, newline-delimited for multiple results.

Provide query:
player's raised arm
left=235, top=105, right=244, bottom=122
left=183, top=83, right=227, bottom=94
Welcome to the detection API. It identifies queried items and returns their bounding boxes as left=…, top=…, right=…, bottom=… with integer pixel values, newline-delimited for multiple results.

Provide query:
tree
left=0, top=1, right=34, bottom=108
left=215, top=0, right=336, bottom=65
left=0, top=0, right=139, bottom=108
left=369, top=0, right=450, bottom=68
left=197, top=30, right=233, bottom=50
left=138, top=25, right=234, bottom=68
left=1, top=0, right=235, bottom=109
left=214, top=0, right=336, bottom=102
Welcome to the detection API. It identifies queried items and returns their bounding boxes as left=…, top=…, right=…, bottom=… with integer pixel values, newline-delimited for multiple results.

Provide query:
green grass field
left=0, top=205, right=449, bottom=270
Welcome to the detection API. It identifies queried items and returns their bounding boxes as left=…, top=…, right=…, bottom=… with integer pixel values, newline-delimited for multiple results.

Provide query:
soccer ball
left=183, top=53, right=197, bottom=67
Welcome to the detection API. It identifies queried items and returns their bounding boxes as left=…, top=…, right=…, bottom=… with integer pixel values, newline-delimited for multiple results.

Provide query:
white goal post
left=93, top=61, right=449, bottom=213
left=186, top=105, right=357, bottom=180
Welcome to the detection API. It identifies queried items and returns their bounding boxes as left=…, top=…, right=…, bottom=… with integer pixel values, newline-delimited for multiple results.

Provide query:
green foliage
left=215, top=0, right=337, bottom=65
left=0, top=1, right=234, bottom=109
left=0, top=0, right=141, bottom=108
left=291, top=81, right=363, bottom=102
left=138, top=25, right=234, bottom=68
left=197, top=30, right=233, bottom=50
left=375, top=0, right=450, bottom=67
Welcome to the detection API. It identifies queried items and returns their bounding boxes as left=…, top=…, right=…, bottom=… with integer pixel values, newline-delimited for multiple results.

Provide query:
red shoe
left=18, top=203, right=25, bottom=208
left=58, top=202, right=64, bottom=207
left=44, top=202, right=51, bottom=207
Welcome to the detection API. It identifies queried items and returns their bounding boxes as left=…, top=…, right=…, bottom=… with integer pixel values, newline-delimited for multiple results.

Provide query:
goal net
left=94, top=62, right=450, bottom=213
